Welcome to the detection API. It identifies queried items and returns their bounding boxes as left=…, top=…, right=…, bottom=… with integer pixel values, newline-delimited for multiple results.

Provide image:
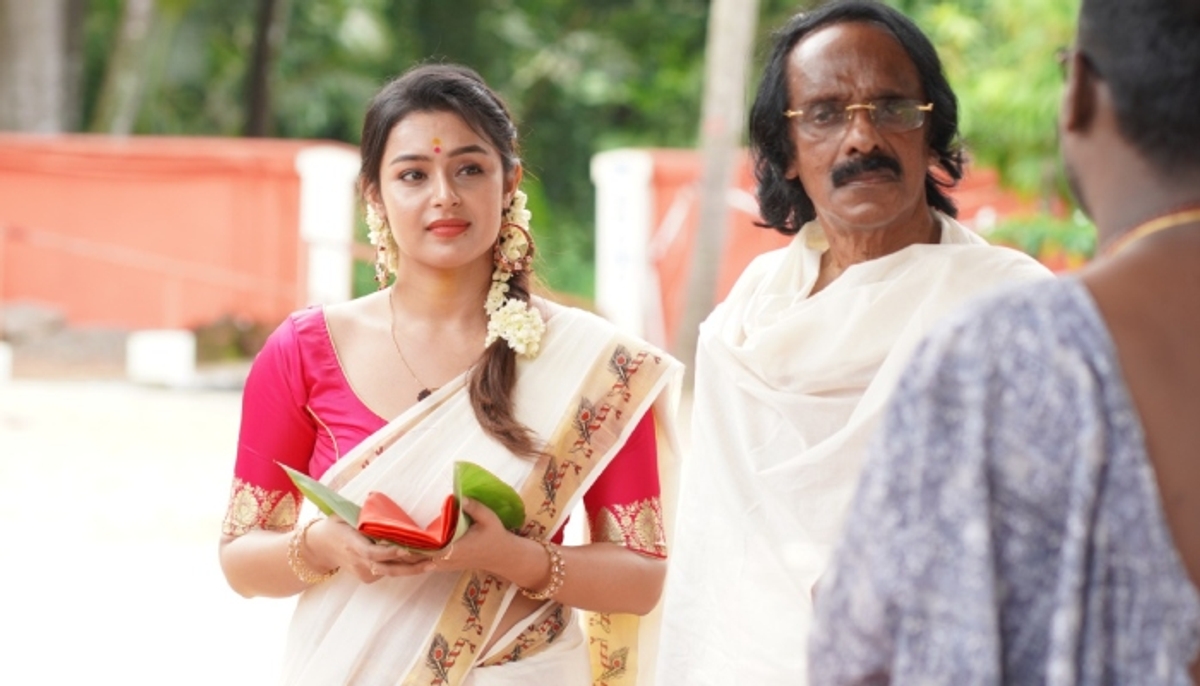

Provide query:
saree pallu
left=279, top=307, right=681, bottom=686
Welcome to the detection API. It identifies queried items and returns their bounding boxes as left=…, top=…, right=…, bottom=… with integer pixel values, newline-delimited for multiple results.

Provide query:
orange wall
left=0, top=135, right=355, bottom=330
left=645, top=149, right=789, bottom=349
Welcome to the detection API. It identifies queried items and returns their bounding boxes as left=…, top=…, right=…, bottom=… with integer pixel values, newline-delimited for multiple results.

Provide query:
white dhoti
left=656, top=215, right=1052, bottom=684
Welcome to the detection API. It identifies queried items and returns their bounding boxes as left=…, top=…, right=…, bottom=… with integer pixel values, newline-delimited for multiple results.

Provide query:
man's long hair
left=748, top=0, right=964, bottom=235
left=1079, top=0, right=1200, bottom=176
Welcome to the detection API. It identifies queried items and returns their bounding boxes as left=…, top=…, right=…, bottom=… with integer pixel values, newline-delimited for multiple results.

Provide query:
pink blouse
left=221, top=307, right=666, bottom=557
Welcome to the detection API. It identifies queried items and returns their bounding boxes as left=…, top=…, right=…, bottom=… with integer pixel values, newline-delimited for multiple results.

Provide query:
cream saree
left=280, top=307, right=681, bottom=686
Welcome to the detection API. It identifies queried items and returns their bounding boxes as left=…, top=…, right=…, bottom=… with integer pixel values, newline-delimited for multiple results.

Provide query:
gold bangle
left=287, top=518, right=339, bottom=585
left=520, top=539, right=565, bottom=601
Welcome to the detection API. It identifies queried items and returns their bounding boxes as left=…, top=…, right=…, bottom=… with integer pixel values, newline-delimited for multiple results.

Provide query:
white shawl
left=656, top=214, right=1052, bottom=684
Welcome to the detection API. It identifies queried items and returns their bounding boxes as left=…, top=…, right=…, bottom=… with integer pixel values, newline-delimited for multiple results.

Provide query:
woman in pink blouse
left=218, top=63, right=682, bottom=686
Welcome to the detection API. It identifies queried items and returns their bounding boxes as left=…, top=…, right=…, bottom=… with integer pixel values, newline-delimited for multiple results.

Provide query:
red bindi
left=432, top=137, right=442, bottom=154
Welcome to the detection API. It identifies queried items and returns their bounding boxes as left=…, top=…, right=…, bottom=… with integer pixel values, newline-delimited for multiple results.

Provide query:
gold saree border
left=401, top=337, right=670, bottom=686
left=478, top=601, right=571, bottom=668
left=587, top=611, right=642, bottom=685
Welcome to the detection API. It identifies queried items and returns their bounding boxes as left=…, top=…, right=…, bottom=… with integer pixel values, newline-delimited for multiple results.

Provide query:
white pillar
left=295, top=146, right=361, bottom=306
left=0, top=341, right=12, bottom=382
left=590, top=149, right=655, bottom=342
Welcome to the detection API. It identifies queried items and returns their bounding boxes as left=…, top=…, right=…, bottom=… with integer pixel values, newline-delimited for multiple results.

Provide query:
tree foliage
left=79, top=0, right=735, bottom=296
left=889, top=0, right=1080, bottom=199
left=71, top=0, right=1082, bottom=294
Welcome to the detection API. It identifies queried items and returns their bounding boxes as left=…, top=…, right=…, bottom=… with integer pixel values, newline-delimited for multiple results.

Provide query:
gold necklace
left=388, top=286, right=434, bottom=401
left=1104, top=207, right=1200, bottom=257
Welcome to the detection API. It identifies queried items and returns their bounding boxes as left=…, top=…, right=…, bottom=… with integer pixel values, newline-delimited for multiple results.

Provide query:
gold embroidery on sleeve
left=221, top=477, right=301, bottom=536
left=590, top=496, right=667, bottom=558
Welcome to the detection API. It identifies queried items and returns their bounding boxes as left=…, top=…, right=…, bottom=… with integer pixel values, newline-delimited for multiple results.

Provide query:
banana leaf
left=278, top=463, right=362, bottom=526
left=454, top=461, right=525, bottom=531
left=279, top=461, right=525, bottom=549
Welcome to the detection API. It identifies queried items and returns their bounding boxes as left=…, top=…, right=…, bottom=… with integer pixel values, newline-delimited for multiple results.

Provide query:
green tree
left=78, top=0, right=725, bottom=297
left=0, top=0, right=84, bottom=132
left=890, top=0, right=1080, bottom=200
left=75, top=0, right=1087, bottom=295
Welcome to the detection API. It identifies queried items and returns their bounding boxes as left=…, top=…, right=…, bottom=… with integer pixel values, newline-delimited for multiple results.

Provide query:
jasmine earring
left=366, top=204, right=393, bottom=289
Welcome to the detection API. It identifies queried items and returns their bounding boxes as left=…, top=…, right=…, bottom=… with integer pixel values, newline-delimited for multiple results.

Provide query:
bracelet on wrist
left=520, top=539, right=565, bottom=601
left=287, top=518, right=339, bottom=585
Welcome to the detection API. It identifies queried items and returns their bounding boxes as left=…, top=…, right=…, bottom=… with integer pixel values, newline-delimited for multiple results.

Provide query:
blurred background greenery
left=5, top=0, right=1091, bottom=299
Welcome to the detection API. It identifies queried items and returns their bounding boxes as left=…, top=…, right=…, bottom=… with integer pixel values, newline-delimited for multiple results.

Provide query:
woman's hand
left=314, top=499, right=519, bottom=583
left=306, top=516, right=432, bottom=584
left=422, top=497, right=527, bottom=575
left=422, top=498, right=668, bottom=615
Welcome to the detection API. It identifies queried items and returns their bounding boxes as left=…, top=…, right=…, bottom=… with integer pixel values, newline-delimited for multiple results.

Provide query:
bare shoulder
left=321, top=290, right=389, bottom=341
left=1081, top=237, right=1199, bottom=333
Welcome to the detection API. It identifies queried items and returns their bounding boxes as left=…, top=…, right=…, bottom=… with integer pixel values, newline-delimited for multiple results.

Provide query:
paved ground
left=0, top=379, right=294, bottom=685
left=0, top=362, right=694, bottom=684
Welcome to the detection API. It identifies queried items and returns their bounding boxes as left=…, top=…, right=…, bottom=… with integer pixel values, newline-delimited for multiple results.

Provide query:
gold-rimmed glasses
left=784, top=98, right=933, bottom=136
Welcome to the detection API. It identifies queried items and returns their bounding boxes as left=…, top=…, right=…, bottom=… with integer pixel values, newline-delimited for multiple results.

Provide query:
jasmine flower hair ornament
left=486, top=190, right=545, bottom=358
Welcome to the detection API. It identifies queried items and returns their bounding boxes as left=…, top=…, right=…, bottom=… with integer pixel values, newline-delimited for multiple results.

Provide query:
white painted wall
left=590, top=149, right=657, bottom=343
left=295, top=145, right=361, bottom=306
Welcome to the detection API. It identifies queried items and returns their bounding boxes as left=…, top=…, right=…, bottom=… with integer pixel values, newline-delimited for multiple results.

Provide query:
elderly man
left=810, top=0, right=1200, bottom=682
left=656, top=1, right=1051, bottom=683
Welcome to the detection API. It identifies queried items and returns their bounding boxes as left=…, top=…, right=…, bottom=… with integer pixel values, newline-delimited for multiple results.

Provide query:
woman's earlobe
left=507, top=165, right=524, bottom=196
left=362, top=186, right=383, bottom=213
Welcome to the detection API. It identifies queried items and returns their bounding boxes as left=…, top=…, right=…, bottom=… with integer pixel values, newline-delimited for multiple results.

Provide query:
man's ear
left=1061, top=52, right=1098, bottom=135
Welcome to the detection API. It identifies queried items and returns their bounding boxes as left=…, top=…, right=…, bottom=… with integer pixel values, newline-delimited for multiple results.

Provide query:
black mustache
left=831, top=154, right=902, bottom=187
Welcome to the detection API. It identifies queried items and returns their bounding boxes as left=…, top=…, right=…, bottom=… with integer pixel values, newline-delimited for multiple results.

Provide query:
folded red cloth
left=356, top=491, right=458, bottom=550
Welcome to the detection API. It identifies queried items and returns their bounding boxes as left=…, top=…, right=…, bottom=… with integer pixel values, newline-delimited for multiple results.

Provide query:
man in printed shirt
left=810, top=0, right=1200, bottom=682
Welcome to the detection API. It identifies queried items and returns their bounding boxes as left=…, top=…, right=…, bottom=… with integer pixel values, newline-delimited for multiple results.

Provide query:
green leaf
left=279, top=463, right=362, bottom=527
left=447, top=498, right=471, bottom=548
left=279, top=460, right=525, bottom=542
left=454, top=461, right=527, bottom=531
